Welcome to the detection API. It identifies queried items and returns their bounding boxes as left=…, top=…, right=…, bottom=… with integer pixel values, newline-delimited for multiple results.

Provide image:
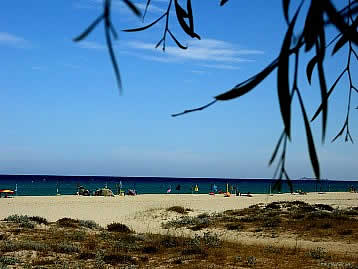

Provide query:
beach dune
left=1, top=192, right=357, bottom=232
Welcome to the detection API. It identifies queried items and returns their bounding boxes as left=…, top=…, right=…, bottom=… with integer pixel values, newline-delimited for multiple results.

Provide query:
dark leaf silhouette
left=332, top=34, right=348, bottom=55
left=168, top=30, right=188, bottom=49
left=272, top=179, right=282, bottom=192
left=277, top=7, right=300, bottom=138
left=269, top=130, right=285, bottom=166
left=283, top=0, right=290, bottom=24
left=311, top=69, right=345, bottom=122
left=174, top=0, right=200, bottom=39
left=297, top=91, right=320, bottom=179
left=306, top=56, right=318, bottom=84
left=215, top=60, right=278, bottom=100
left=105, top=21, right=122, bottom=91
left=331, top=124, right=346, bottom=143
left=122, top=0, right=141, bottom=17
left=171, top=100, right=217, bottom=117
left=143, top=0, right=151, bottom=20
left=324, top=0, right=358, bottom=45
left=73, top=14, right=104, bottom=42
left=316, top=31, right=328, bottom=142
left=283, top=169, right=293, bottom=193
left=332, top=17, right=358, bottom=55
left=220, top=0, right=229, bottom=6
left=303, top=2, right=320, bottom=52
left=109, top=22, right=119, bottom=39
left=155, top=38, right=164, bottom=49
left=187, top=0, right=195, bottom=33
left=123, top=14, right=166, bottom=32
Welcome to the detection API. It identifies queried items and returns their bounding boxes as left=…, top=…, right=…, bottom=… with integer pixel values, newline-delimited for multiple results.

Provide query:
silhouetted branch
left=331, top=32, right=356, bottom=144
left=171, top=100, right=217, bottom=117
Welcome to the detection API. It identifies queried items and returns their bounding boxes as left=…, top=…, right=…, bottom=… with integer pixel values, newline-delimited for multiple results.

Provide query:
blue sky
left=0, top=0, right=356, bottom=179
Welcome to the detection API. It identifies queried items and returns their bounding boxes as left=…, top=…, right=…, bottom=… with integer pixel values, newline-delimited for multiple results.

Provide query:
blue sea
left=0, top=175, right=357, bottom=196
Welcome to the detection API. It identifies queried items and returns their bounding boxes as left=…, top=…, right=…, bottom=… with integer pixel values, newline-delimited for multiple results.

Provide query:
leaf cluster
left=73, top=0, right=357, bottom=185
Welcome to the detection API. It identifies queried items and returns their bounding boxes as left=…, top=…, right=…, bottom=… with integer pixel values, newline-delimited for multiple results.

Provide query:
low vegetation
left=167, top=206, right=192, bottom=214
left=0, top=205, right=357, bottom=268
left=163, top=201, right=358, bottom=241
left=107, top=222, right=133, bottom=233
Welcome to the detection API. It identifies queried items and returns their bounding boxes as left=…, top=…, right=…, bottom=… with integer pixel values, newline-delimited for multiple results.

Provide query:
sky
left=0, top=0, right=356, bottom=179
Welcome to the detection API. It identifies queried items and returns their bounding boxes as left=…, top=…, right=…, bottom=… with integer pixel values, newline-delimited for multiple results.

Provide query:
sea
left=0, top=175, right=357, bottom=196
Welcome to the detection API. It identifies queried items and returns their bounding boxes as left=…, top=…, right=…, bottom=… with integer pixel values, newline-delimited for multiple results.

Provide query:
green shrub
left=167, top=206, right=188, bottom=214
left=0, top=240, right=49, bottom=252
left=52, top=242, right=79, bottom=253
left=57, top=218, right=79, bottom=228
left=163, top=214, right=211, bottom=230
left=107, top=223, right=132, bottom=233
left=29, top=216, right=48, bottom=225
left=103, top=254, right=137, bottom=265
left=309, top=247, right=326, bottom=259
left=225, top=223, right=243, bottom=230
left=67, top=230, right=86, bottom=241
left=0, top=256, right=19, bottom=266
left=78, top=219, right=99, bottom=229
left=3, top=215, right=34, bottom=229
left=4, top=214, right=30, bottom=223
left=314, top=204, right=334, bottom=212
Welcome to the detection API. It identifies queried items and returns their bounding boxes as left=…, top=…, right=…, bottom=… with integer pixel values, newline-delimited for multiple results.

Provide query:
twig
left=171, top=100, right=217, bottom=117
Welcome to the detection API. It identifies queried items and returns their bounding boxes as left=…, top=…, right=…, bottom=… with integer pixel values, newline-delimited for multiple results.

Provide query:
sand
left=1, top=192, right=357, bottom=231
left=1, top=192, right=358, bottom=255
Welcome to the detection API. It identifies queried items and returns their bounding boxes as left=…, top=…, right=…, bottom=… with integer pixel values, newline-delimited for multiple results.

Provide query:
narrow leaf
left=187, top=0, right=196, bottom=35
left=220, top=0, right=229, bottom=6
left=123, top=13, right=166, bottom=32
left=324, top=0, right=358, bottom=45
left=143, top=0, right=151, bottom=20
left=316, top=45, right=328, bottom=142
left=311, top=69, right=345, bottom=122
left=272, top=179, right=282, bottom=192
left=273, top=155, right=283, bottom=179
left=110, top=22, right=118, bottom=39
left=215, top=59, right=278, bottom=100
left=283, top=170, right=293, bottom=193
left=174, top=0, right=189, bottom=18
left=122, top=0, right=141, bottom=17
left=187, top=0, right=194, bottom=31
left=283, top=0, right=290, bottom=24
left=277, top=7, right=300, bottom=138
left=73, top=14, right=104, bottom=42
left=155, top=38, right=164, bottom=49
left=297, top=91, right=320, bottom=179
left=331, top=124, right=346, bottom=143
left=269, top=130, right=285, bottom=165
left=303, top=2, right=318, bottom=52
left=105, top=22, right=122, bottom=92
left=306, top=56, right=318, bottom=84
left=168, top=30, right=188, bottom=49
left=332, top=34, right=348, bottom=55
left=174, top=0, right=200, bottom=39
left=332, top=17, right=358, bottom=55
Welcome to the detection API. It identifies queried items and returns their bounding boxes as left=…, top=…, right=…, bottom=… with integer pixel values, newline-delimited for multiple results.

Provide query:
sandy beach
left=1, top=192, right=357, bottom=232
left=1, top=191, right=358, bottom=264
